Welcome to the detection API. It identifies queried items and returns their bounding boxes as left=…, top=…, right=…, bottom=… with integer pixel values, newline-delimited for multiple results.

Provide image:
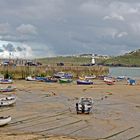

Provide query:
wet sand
left=0, top=79, right=140, bottom=140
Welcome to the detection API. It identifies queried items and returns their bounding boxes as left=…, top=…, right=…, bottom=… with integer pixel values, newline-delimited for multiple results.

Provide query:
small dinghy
left=25, top=76, right=36, bottom=81
left=77, top=79, right=93, bottom=85
left=0, top=95, right=17, bottom=107
left=53, top=72, right=73, bottom=79
left=44, top=77, right=58, bottom=83
left=59, top=78, right=73, bottom=83
left=0, top=86, right=16, bottom=92
left=127, top=79, right=136, bottom=85
left=0, top=116, right=11, bottom=126
left=104, top=76, right=115, bottom=82
left=0, top=79, right=13, bottom=84
left=35, top=77, right=47, bottom=82
left=85, top=75, right=96, bottom=80
left=76, top=97, right=93, bottom=114
left=105, top=80, right=115, bottom=85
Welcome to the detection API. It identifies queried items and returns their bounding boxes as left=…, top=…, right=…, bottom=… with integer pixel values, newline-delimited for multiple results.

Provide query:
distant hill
left=99, top=49, right=140, bottom=67
left=37, top=50, right=140, bottom=67
left=37, top=56, right=91, bottom=66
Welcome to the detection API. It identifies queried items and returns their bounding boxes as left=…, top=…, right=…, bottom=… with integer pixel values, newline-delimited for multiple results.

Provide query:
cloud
left=130, top=22, right=140, bottom=33
left=0, top=23, right=11, bottom=35
left=128, top=8, right=139, bottom=14
left=0, top=0, right=140, bottom=57
left=0, top=41, right=34, bottom=58
left=15, top=44, right=33, bottom=58
left=103, top=13, right=125, bottom=21
left=119, top=49, right=131, bottom=55
left=17, top=46, right=24, bottom=51
left=16, top=24, right=37, bottom=35
left=0, top=34, right=38, bottom=42
left=117, top=32, right=128, bottom=38
left=3, top=43, right=16, bottom=52
left=79, top=1, right=102, bottom=15
left=0, top=48, right=3, bottom=52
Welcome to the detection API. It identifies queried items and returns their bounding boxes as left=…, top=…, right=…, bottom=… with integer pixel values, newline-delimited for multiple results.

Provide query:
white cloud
left=117, top=32, right=128, bottom=38
left=119, top=49, right=131, bottom=55
left=16, top=24, right=37, bottom=35
left=103, top=13, right=125, bottom=21
left=0, top=41, right=34, bottom=58
left=128, top=8, right=139, bottom=14
left=80, top=1, right=102, bottom=14
left=14, top=44, right=33, bottom=58
left=0, top=0, right=140, bottom=56
left=100, top=28, right=118, bottom=39
left=130, top=22, right=140, bottom=33
left=0, top=23, right=11, bottom=34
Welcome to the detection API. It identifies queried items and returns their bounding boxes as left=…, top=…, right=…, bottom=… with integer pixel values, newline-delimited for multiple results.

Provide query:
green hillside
left=38, top=56, right=91, bottom=66
left=101, top=49, right=140, bottom=67
left=37, top=49, right=140, bottom=67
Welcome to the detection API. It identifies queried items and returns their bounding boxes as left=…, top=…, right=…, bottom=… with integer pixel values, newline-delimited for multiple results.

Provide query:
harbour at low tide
left=0, top=79, right=140, bottom=140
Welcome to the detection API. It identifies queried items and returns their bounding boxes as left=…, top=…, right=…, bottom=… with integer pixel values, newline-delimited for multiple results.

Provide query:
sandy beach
left=0, top=79, right=140, bottom=140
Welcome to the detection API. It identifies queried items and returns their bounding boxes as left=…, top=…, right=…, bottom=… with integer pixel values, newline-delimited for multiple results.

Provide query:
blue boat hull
left=77, top=80, right=93, bottom=85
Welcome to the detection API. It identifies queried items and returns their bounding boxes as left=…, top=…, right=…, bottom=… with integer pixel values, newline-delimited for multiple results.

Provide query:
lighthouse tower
left=91, top=54, right=95, bottom=65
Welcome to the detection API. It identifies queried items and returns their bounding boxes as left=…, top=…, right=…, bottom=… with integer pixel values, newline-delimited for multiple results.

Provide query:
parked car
left=25, top=61, right=37, bottom=66
left=1, top=61, right=9, bottom=66
left=57, top=62, right=64, bottom=66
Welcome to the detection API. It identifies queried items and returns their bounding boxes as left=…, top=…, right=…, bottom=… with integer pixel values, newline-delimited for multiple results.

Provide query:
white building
left=91, top=54, right=95, bottom=65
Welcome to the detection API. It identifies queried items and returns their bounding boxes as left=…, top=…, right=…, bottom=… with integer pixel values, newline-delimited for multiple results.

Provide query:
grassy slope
left=37, top=49, right=140, bottom=67
left=103, top=50, right=140, bottom=66
left=38, top=56, right=91, bottom=66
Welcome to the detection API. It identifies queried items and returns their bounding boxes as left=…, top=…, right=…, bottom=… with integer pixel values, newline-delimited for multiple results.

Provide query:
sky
left=0, top=0, right=140, bottom=58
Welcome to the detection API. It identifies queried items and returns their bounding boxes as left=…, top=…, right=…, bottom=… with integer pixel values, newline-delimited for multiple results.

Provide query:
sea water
left=109, top=67, right=140, bottom=79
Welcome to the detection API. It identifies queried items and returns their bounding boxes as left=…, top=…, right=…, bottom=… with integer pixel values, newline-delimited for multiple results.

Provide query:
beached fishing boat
left=53, top=72, right=65, bottom=78
left=76, top=97, right=93, bottom=114
left=78, top=76, right=85, bottom=80
left=0, top=116, right=11, bottom=126
left=35, top=77, right=47, bottom=82
left=25, top=76, right=36, bottom=81
left=0, top=86, right=16, bottom=92
left=0, top=95, right=17, bottom=107
left=116, top=76, right=126, bottom=81
left=53, top=72, right=73, bottom=79
left=0, top=79, right=13, bottom=84
left=59, top=78, right=73, bottom=83
left=85, top=75, right=96, bottom=80
left=77, top=79, right=93, bottom=85
left=105, top=81, right=114, bottom=85
left=104, top=76, right=115, bottom=82
left=127, top=79, right=136, bottom=85
left=104, top=77, right=115, bottom=85
left=44, top=77, right=58, bottom=83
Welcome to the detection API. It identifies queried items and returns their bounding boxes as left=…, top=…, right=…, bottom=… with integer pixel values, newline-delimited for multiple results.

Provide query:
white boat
left=104, top=76, right=115, bottom=82
left=0, top=79, right=13, bottom=84
left=0, top=85, right=16, bottom=92
left=53, top=72, right=65, bottom=78
left=0, top=96, right=17, bottom=107
left=25, top=76, right=36, bottom=81
left=116, top=76, right=126, bottom=81
left=85, top=75, right=96, bottom=80
left=0, top=116, right=11, bottom=126
left=76, top=97, right=93, bottom=114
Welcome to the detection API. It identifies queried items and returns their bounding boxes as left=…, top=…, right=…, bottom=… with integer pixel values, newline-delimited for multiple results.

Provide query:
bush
left=4, top=72, right=13, bottom=79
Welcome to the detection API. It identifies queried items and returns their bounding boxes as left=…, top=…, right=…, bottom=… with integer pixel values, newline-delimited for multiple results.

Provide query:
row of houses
left=78, top=53, right=110, bottom=59
left=0, top=59, right=41, bottom=66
